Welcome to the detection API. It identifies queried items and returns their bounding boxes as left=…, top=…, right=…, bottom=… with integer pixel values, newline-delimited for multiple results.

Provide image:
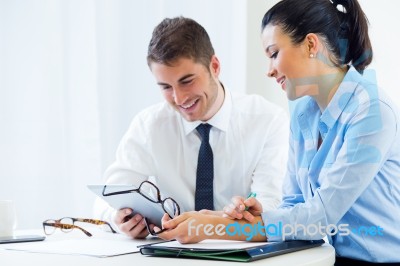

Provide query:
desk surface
left=0, top=230, right=335, bottom=266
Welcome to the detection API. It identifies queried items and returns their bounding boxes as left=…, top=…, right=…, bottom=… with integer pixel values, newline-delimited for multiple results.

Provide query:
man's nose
left=173, top=88, right=187, bottom=105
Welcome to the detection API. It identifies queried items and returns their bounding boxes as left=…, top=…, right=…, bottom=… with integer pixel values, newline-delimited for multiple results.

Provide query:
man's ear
left=209, top=55, right=220, bottom=76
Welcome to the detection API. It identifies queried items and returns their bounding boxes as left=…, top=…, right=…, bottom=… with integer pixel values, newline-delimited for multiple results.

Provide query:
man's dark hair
left=147, top=16, right=215, bottom=69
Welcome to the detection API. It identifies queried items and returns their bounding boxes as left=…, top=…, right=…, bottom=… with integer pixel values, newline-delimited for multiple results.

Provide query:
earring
left=309, top=53, right=314, bottom=58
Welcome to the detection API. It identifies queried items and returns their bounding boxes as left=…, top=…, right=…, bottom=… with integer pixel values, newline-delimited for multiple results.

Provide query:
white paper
left=151, top=239, right=271, bottom=250
left=2, top=230, right=163, bottom=257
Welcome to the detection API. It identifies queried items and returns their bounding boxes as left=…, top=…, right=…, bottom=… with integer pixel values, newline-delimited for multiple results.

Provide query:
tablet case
left=140, top=239, right=325, bottom=262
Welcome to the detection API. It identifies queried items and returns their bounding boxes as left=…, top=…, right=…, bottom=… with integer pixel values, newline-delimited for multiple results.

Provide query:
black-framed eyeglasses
left=102, top=180, right=180, bottom=236
left=43, top=217, right=117, bottom=237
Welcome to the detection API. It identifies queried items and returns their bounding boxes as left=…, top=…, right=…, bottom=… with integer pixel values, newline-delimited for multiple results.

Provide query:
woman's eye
left=270, top=51, right=278, bottom=59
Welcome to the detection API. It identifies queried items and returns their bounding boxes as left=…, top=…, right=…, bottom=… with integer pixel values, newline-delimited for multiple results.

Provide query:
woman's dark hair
left=147, top=16, right=215, bottom=69
left=261, top=0, right=372, bottom=73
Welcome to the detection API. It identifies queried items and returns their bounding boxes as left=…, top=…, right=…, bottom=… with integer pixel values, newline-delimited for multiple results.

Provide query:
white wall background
left=1, top=0, right=399, bottom=230
left=0, top=0, right=247, bottom=229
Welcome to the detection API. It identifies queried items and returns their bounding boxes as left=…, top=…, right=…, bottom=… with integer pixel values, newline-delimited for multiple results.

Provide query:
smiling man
left=95, top=16, right=289, bottom=239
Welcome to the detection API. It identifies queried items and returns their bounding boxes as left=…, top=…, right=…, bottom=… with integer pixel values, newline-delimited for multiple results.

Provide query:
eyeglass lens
left=138, top=181, right=160, bottom=202
left=43, top=220, right=56, bottom=235
left=43, top=218, right=75, bottom=235
left=139, top=182, right=180, bottom=218
left=162, top=198, right=180, bottom=218
left=102, top=181, right=181, bottom=236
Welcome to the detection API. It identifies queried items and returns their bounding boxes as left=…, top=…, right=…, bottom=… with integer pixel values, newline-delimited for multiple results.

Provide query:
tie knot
left=196, top=123, right=212, bottom=142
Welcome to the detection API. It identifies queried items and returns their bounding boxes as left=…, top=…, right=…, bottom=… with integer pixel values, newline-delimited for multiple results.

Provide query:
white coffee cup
left=0, top=200, right=17, bottom=237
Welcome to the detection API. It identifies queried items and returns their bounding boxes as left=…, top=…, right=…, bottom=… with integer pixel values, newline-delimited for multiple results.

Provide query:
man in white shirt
left=95, top=16, right=289, bottom=239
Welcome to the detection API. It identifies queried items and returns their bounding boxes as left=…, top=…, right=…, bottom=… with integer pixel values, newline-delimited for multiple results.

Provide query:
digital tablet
left=88, top=184, right=165, bottom=228
left=0, top=235, right=45, bottom=244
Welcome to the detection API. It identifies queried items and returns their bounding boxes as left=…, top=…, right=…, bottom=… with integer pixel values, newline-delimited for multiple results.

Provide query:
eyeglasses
left=102, top=180, right=180, bottom=236
left=43, top=217, right=117, bottom=237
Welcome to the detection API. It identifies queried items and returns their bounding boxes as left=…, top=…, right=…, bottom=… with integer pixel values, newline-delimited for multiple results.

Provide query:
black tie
left=195, top=123, right=214, bottom=210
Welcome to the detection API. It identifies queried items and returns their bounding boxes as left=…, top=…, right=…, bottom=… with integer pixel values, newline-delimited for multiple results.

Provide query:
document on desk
left=140, top=239, right=325, bottom=262
left=2, top=232, right=164, bottom=258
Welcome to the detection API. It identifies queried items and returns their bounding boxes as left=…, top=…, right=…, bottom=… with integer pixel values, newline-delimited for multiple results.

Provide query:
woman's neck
left=312, top=66, right=347, bottom=112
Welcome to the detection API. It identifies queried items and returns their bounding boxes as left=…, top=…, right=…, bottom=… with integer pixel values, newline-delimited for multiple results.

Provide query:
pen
left=244, top=192, right=257, bottom=211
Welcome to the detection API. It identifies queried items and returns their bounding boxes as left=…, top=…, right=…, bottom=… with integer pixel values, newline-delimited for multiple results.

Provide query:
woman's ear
left=305, top=33, right=319, bottom=58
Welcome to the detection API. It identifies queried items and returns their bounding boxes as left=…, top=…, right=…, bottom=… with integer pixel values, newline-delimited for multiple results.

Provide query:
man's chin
left=181, top=114, right=199, bottom=122
left=176, top=108, right=206, bottom=122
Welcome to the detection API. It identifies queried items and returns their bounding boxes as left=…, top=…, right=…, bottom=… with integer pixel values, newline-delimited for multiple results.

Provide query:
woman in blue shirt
left=249, top=0, right=400, bottom=264
left=157, top=0, right=400, bottom=264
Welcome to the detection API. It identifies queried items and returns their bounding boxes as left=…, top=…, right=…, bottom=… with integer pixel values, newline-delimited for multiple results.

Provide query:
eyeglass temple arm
left=73, top=218, right=117, bottom=233
left=43, top=222, right=93, bottom=237
left=102, top=185, right=139, bottom=197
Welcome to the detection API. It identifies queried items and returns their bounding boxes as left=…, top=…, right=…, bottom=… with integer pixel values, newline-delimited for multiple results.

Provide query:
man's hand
left=113, top=208, right=149, bottom=239
left=156, top=210, right=267, bottom=243
left=223, top=196, right=263, bottom=222
left=155, top=212, right=212, bottom=244
left=198, top=209, right=224, bottom=216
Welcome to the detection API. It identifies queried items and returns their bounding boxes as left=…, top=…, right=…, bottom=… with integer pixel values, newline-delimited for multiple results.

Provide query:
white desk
left=0, top=230, right=335, bottom=266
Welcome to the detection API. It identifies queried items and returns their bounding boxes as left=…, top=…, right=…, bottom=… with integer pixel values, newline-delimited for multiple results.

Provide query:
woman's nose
left=267, top=68, right=276, bottom=78
left=267, top=60, right=277, bottom=78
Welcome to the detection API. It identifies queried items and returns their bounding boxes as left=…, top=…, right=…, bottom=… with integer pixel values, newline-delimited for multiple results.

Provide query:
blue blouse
left=262, top=67, right=400, bottom=262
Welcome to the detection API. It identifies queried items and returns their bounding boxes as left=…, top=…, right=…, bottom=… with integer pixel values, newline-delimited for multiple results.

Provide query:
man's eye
left=182, top=79, right=193, bottom=85
left=162, top=85, right=171, bottom=90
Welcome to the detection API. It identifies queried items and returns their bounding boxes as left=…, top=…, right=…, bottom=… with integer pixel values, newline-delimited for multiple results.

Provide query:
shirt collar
left=181, top=85, right=232, bottom=135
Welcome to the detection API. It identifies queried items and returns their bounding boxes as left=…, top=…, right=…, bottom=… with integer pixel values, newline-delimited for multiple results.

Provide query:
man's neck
left=201, top=81, right=225, bottom=122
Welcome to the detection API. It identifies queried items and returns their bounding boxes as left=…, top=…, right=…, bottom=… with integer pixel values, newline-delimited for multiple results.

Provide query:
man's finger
left=162, top=213, right=191, bottom=229
left=114, top=208, right=132, bottom=224
left=119, top=214, right=141, bottom=233
left=127, top=218, right=147, bottom=237
left=157, top=227, right=178, bottom=241
left=161, top=213, right=170, bottom=227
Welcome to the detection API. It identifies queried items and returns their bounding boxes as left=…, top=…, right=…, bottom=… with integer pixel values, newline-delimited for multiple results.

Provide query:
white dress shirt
left=95, top=88, right=289, bottom=222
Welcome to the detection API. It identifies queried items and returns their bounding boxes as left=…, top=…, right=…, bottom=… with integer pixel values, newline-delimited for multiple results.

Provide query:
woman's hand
left=223, top=196, right=263, bottom=222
